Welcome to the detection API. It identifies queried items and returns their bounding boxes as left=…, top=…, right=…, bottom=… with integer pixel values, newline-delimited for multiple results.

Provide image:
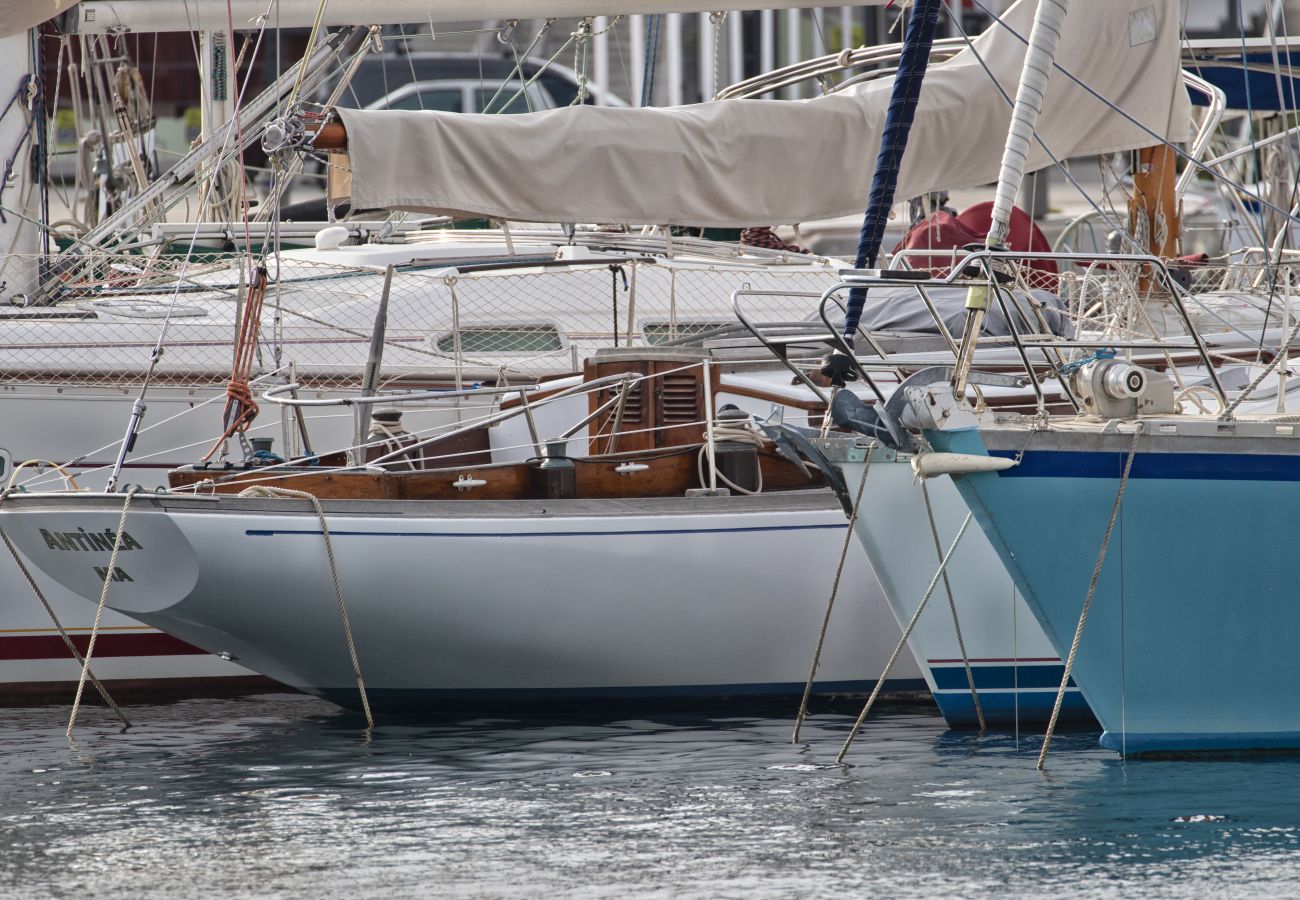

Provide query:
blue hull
left=928, top=427, right=1300, bottom=756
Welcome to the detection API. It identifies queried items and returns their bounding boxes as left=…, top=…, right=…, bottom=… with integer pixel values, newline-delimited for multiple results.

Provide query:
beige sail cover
left=0, top=1, right=79, bottom=37
left=337, top=0, right=1191, bottom=227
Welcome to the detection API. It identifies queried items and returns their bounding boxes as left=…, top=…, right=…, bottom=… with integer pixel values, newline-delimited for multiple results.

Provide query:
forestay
left=336, top=0, right=1190, bottom=228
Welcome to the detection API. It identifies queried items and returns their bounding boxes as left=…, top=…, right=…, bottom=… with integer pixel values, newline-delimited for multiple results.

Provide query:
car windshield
left=475, top=87, right=533, bottom=115
left=388, top=88, right=461, bottom=112
left=371, top=83, right=538, bottom=114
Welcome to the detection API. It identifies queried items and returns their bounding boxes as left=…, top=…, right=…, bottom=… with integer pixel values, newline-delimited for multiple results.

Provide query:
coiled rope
left=696, top=413, right=767, bottom=495
left=837, top=513, right=973, bottom=764
left=1036, top=424, right=1141, bottom=770
left=68, top=486, right=140, bottom=737
left=238, top=486, right=373, bottom=730
left=792, top=441, right=874, bottom=744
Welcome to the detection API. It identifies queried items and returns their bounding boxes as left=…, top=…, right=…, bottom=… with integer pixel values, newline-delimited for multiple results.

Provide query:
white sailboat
left=0, top=0, right=1274, bottom=717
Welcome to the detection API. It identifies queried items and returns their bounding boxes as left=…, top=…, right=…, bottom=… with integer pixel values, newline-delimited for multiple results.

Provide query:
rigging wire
left=105, top=0, right=278, bottom=491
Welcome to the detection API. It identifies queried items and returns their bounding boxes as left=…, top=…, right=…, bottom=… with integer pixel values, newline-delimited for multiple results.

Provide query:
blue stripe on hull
left=929, top=663, right=1076, bottom=691
left=935, top=689, right=1094, bottom=727
left=989, top=449, right=1300, bottom=481
left=926, top=663, right=1094, bottom=727
left=246, top=523, right=848, bottom=540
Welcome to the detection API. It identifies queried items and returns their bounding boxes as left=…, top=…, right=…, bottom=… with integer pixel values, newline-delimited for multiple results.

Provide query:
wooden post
left=1129, top=144, right=1179, bottom=292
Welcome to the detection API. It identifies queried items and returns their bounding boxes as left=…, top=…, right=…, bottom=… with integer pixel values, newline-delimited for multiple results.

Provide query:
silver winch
left=1069, top=357, right=1177, bottom=419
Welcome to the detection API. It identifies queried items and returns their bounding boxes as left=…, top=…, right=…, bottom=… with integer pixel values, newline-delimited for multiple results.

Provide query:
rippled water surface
left=3, top=693, right=1299, bottom=898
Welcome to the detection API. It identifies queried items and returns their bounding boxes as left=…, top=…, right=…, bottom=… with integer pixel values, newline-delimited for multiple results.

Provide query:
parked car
left=323, top=51, right=627, bottom=110
left=364, top=79, right=551, bottom=115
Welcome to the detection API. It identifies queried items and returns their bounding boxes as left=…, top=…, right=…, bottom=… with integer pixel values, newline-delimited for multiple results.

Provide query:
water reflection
left=0, top=694, right=1296, bottom=897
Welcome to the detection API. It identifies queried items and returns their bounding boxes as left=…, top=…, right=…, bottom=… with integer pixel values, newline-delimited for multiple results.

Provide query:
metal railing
left=733, top=248, right=1234, bottom=423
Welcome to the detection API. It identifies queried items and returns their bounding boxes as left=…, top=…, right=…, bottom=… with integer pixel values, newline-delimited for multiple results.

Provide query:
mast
left=0, top=30, right=40, bottom=299
left=950, top=0, right=1070, bottom=397
left=824, top=0, right=944, bottom=384
left=1129, top=143, right=1179, bottom=259
left=199, top=29, right=236, bottom=222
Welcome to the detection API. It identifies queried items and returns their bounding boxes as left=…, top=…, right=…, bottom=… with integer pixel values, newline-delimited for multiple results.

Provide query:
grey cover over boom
left=336, top=0, right=1189, bottom=228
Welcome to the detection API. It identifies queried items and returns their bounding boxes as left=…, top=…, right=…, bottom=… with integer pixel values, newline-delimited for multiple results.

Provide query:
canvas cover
left=0, top=0, right=79, bottom=37
left=856, top=284, right=1072, bottom=338
left=336, top=0, right=1191, bottom=227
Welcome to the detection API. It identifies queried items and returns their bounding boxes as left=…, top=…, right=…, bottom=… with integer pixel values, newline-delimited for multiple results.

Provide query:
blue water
left=2, top=693, right=1298, bottom=898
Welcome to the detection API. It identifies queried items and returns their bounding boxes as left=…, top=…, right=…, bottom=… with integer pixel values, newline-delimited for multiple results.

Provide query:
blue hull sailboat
left=921, top=407, right=1300, bottom=755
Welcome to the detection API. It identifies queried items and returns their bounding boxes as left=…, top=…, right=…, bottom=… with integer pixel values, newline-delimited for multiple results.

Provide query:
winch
left=1069, top=357, right=1177, bottom=419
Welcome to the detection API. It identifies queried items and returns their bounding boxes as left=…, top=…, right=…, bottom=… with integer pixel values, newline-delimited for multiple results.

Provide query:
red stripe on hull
left=0, top=675, right=280, bottom=705
left=0, top=632, right=208, bottom=660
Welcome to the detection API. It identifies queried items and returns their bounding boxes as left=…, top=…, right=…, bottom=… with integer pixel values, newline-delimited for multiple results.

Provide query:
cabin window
left=435, top=325, right=564, bottom=355
left=642, top=322, right=732, bottom=345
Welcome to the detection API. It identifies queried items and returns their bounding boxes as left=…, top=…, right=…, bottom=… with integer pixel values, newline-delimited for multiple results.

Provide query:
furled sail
left=335, top=0, right=1189, bottom=228
left=0, top=0, right=79, bottom=38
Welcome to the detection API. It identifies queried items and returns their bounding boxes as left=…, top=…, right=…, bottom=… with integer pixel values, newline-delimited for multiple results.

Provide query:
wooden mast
left=1129, top=144, right=1180, bottom=279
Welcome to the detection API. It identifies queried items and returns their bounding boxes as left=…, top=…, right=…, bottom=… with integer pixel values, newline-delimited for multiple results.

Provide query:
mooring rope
left=837, top=513, right=972, bottom=764
left=920, top=478, right=986, bottom=732
left=1036, top=424, right=1142, bottom=771
left=791, top=442, right=875, bottom=744
left=68, top=486, right=140, bottom=737
left=238, top=486, right=373, bottom=730
left=0, top=491, right=129, bottom=727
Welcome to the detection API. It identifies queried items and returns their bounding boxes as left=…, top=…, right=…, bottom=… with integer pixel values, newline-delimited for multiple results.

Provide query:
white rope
left=68, top=486, right=140, bottom=737
left=1037, top=424, right=1141, bottom=770
left=237, top=485, right=373, bottom=730
left=366, top=421, right=420, bottom=471
left=695, top=412, right=766, bottom=495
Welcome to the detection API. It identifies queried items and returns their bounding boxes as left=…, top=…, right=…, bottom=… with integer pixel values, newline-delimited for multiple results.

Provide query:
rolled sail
left=335, top=0, right=1190, bottom=228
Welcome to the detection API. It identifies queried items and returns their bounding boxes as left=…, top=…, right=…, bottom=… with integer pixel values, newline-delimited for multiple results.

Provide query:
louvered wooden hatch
left=584, top=348, right=719, bottom=454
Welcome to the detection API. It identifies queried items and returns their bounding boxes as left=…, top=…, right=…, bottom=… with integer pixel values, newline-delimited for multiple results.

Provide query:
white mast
left=985, top=0, right=1069, bottom=248
left=951, top=0, right=1070, bottom=397
left=0, top=31, right=39, bottom=299
left=199, top=29, right=236, bottom=221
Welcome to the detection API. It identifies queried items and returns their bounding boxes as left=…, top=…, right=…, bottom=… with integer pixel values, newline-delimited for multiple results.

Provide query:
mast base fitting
left=820, top=352, right=859, bottom=386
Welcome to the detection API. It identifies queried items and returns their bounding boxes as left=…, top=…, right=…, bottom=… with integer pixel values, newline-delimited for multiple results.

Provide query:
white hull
left=0, top=234, right=845, bottom=699
left=836, top=446, right=1091, bottom=726
left=0, top=490, right=920, bottom=711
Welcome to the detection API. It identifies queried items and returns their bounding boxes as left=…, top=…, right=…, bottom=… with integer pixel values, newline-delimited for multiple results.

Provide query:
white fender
left=912, top=452, right=1017, bottom=478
